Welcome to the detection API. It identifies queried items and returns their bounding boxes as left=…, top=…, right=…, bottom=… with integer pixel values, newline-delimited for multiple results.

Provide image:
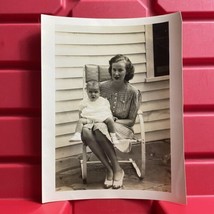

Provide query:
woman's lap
left=82, top=122, right=134, bottom=153
left=82, top=122, right=134, bottom=142
left=93, top=122, right=134, bottom=140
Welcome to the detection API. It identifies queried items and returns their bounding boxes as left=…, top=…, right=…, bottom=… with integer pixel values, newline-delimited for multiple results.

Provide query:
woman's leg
left=94, top=130, right=123, bottom=181
left=82, top=127, right=113, bottom=180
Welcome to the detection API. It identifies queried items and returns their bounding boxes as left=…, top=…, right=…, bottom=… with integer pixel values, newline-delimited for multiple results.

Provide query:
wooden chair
left=80, top=64, right=146, bottom=184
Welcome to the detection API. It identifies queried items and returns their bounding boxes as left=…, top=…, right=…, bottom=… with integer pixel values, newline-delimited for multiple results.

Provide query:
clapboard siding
left=55, top=32, right=146, bottom=45
left=55, top=117, right=170, bottom=139
left=55, top=67, right=83, bottom=78
left=133, top=119, right=170, bottom=133
left=141, top=99, right=169, bottom=112
left=56, top=134, right=73, bottom=148
left=55, top=63, right=146, bottom=79
left=56, top=100, right=79, bottom=113
left=56, top=78, right=83, bottom=90
left=56, top=111, right=79, bottom=125
left=142, top=89, right=169, bottom=102
left=56, top=44, right=146, bottom=55
left=55, top=24, right=146, bottom=33
left=56, top=108, right=169, bottom=126
left=146, top=129, right=170, bottom=142
left=56, top=122, right=75, bottom=136
left=135, top=80, right=169, bottom=92
left=143, top=109, right=170, bottom=122
left=55, top=54, right=146, bottom=67
left=54, top=23, right=170, bottom=159
left=56, top=89, right=83, bottom=101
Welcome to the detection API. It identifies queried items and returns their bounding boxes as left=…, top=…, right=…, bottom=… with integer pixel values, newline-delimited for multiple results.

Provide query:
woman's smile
left=114, top=75, right=120, bottom=80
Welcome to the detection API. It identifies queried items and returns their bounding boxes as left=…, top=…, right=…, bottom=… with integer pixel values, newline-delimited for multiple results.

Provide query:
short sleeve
left=128, top=89, right=141, bottom=120
left=103, top=97, right=110, bottom=108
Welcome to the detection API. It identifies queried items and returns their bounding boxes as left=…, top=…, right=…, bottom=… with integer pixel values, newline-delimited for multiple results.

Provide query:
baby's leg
left=104, top=117, right=116, bottom=133
left=75, top=118, right=88, bottom=133
left=69, top=118, right=88, bottom=142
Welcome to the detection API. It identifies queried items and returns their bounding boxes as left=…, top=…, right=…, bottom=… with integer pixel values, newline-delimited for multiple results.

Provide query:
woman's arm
left=115, top=118, right=136, bottom=127
left=117, top=89, right=140, bottom=127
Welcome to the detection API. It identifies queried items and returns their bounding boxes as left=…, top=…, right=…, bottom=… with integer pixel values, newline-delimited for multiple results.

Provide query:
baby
left=69, top=80, right=119, bottom=144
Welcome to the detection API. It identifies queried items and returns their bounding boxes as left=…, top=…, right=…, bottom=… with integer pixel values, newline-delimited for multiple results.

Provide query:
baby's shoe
left=69, top=132, right=82, bottom=142
left=110, top=133, right=120, bottom=145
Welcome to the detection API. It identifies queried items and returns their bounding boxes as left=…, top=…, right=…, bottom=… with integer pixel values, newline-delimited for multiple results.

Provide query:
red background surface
left=0, top=0, right=214, bottom=213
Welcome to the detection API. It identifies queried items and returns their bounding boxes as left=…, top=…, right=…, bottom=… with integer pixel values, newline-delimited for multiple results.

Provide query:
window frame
left=145, top=23, right=169, bottom=82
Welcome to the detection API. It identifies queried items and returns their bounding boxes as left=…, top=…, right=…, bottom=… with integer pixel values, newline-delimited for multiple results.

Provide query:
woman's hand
left=113, top=117, right=118, bottom=122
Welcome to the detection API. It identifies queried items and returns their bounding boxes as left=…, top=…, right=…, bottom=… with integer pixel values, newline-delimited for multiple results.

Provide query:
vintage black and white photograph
left=42, top=13, right=186, bottom=203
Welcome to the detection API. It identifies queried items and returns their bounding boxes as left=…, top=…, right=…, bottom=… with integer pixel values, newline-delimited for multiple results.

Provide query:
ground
left=56, top=140, right=171, bottom=192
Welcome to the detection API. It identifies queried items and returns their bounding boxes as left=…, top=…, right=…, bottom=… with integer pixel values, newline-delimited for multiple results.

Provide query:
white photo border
left=41, top=12, right=186, bottom=203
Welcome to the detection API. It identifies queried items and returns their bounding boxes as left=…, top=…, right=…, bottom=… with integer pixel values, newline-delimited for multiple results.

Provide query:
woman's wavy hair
left=108, top=54, right=135, bottom=82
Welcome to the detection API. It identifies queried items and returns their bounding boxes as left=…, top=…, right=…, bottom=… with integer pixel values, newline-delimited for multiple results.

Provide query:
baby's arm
left=78, top=110, right=93, bottom=124
left=78, top=99, right=91, bottom=123
left=93, top=118, right=103, bottom=123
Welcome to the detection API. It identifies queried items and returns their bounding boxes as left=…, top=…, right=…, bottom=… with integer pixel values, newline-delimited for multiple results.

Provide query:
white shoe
left=69, top=132, right=82, bottom=142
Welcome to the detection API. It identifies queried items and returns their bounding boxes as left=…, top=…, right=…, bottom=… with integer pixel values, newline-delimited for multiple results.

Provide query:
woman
left=82, top=54, right=141, bottom=189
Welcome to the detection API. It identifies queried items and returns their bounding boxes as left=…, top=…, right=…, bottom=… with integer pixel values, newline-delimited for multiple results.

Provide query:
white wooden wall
left=55, top=23, right=170, bottom=162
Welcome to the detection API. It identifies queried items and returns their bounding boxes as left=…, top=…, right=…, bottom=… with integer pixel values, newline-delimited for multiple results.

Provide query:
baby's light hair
left=86, top=80, right=100, bottom=90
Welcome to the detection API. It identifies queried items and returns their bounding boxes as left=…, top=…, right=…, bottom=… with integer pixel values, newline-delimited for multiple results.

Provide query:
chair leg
left=128, top=158, right=142, bottom=178
left=140, top=139, right=146, bottom=179
left=81, top=143, right=87, bottom=184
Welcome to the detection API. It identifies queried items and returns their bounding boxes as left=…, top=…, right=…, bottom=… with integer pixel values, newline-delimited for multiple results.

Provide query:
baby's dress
left=80, top=97, right=112, bottom=122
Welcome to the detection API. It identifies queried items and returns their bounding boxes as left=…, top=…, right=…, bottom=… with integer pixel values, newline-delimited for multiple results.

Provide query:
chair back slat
left=84, top=64, right=99, bottom=82
left=85, top=64, right=111, bottom=83
left=99, top=65, right=111, bottom=82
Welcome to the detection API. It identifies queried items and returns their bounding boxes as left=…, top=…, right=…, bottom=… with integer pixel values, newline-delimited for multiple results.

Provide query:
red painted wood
left=0, top=0, right=62, bottom=14
left=0, top=200, right=71, bottom=214
left=152, top=196, right=214, bottom=214
left=0, top=0, right=213, bottom=212
left=184, top=114, right=214, bottom=157
left=73, top=199, right=153, bottom=214
left=0, top=0, right=77, bottom=21
left=183, top=22, right=214, bottom=64
left=0, top=164, right=41, bottom=199
left=1, top=67, right=214, bottom=111
left=0, top=24, right=40, bottom=65
left=154, top=0, right=214, bottom=18
left=0, top=117, right=40, bottom=158
left=0, top=70, right=40, bottom=109
left=72, top=0, right=148, bottom=18
left=1, top=22, right=214, bottom=66
left=186, top=160, right=214, bottom=195
left=184, top=67, right=214, bottom=109
left=2, top=114, right=214, bottom=159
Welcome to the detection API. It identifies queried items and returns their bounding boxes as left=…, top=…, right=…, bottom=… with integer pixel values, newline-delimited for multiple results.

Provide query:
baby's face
left=87, top=85, right=100, bottom=101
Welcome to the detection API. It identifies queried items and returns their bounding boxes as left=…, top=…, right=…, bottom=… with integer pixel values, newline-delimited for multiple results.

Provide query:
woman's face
left=111, top=61, right=126, bottom=82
